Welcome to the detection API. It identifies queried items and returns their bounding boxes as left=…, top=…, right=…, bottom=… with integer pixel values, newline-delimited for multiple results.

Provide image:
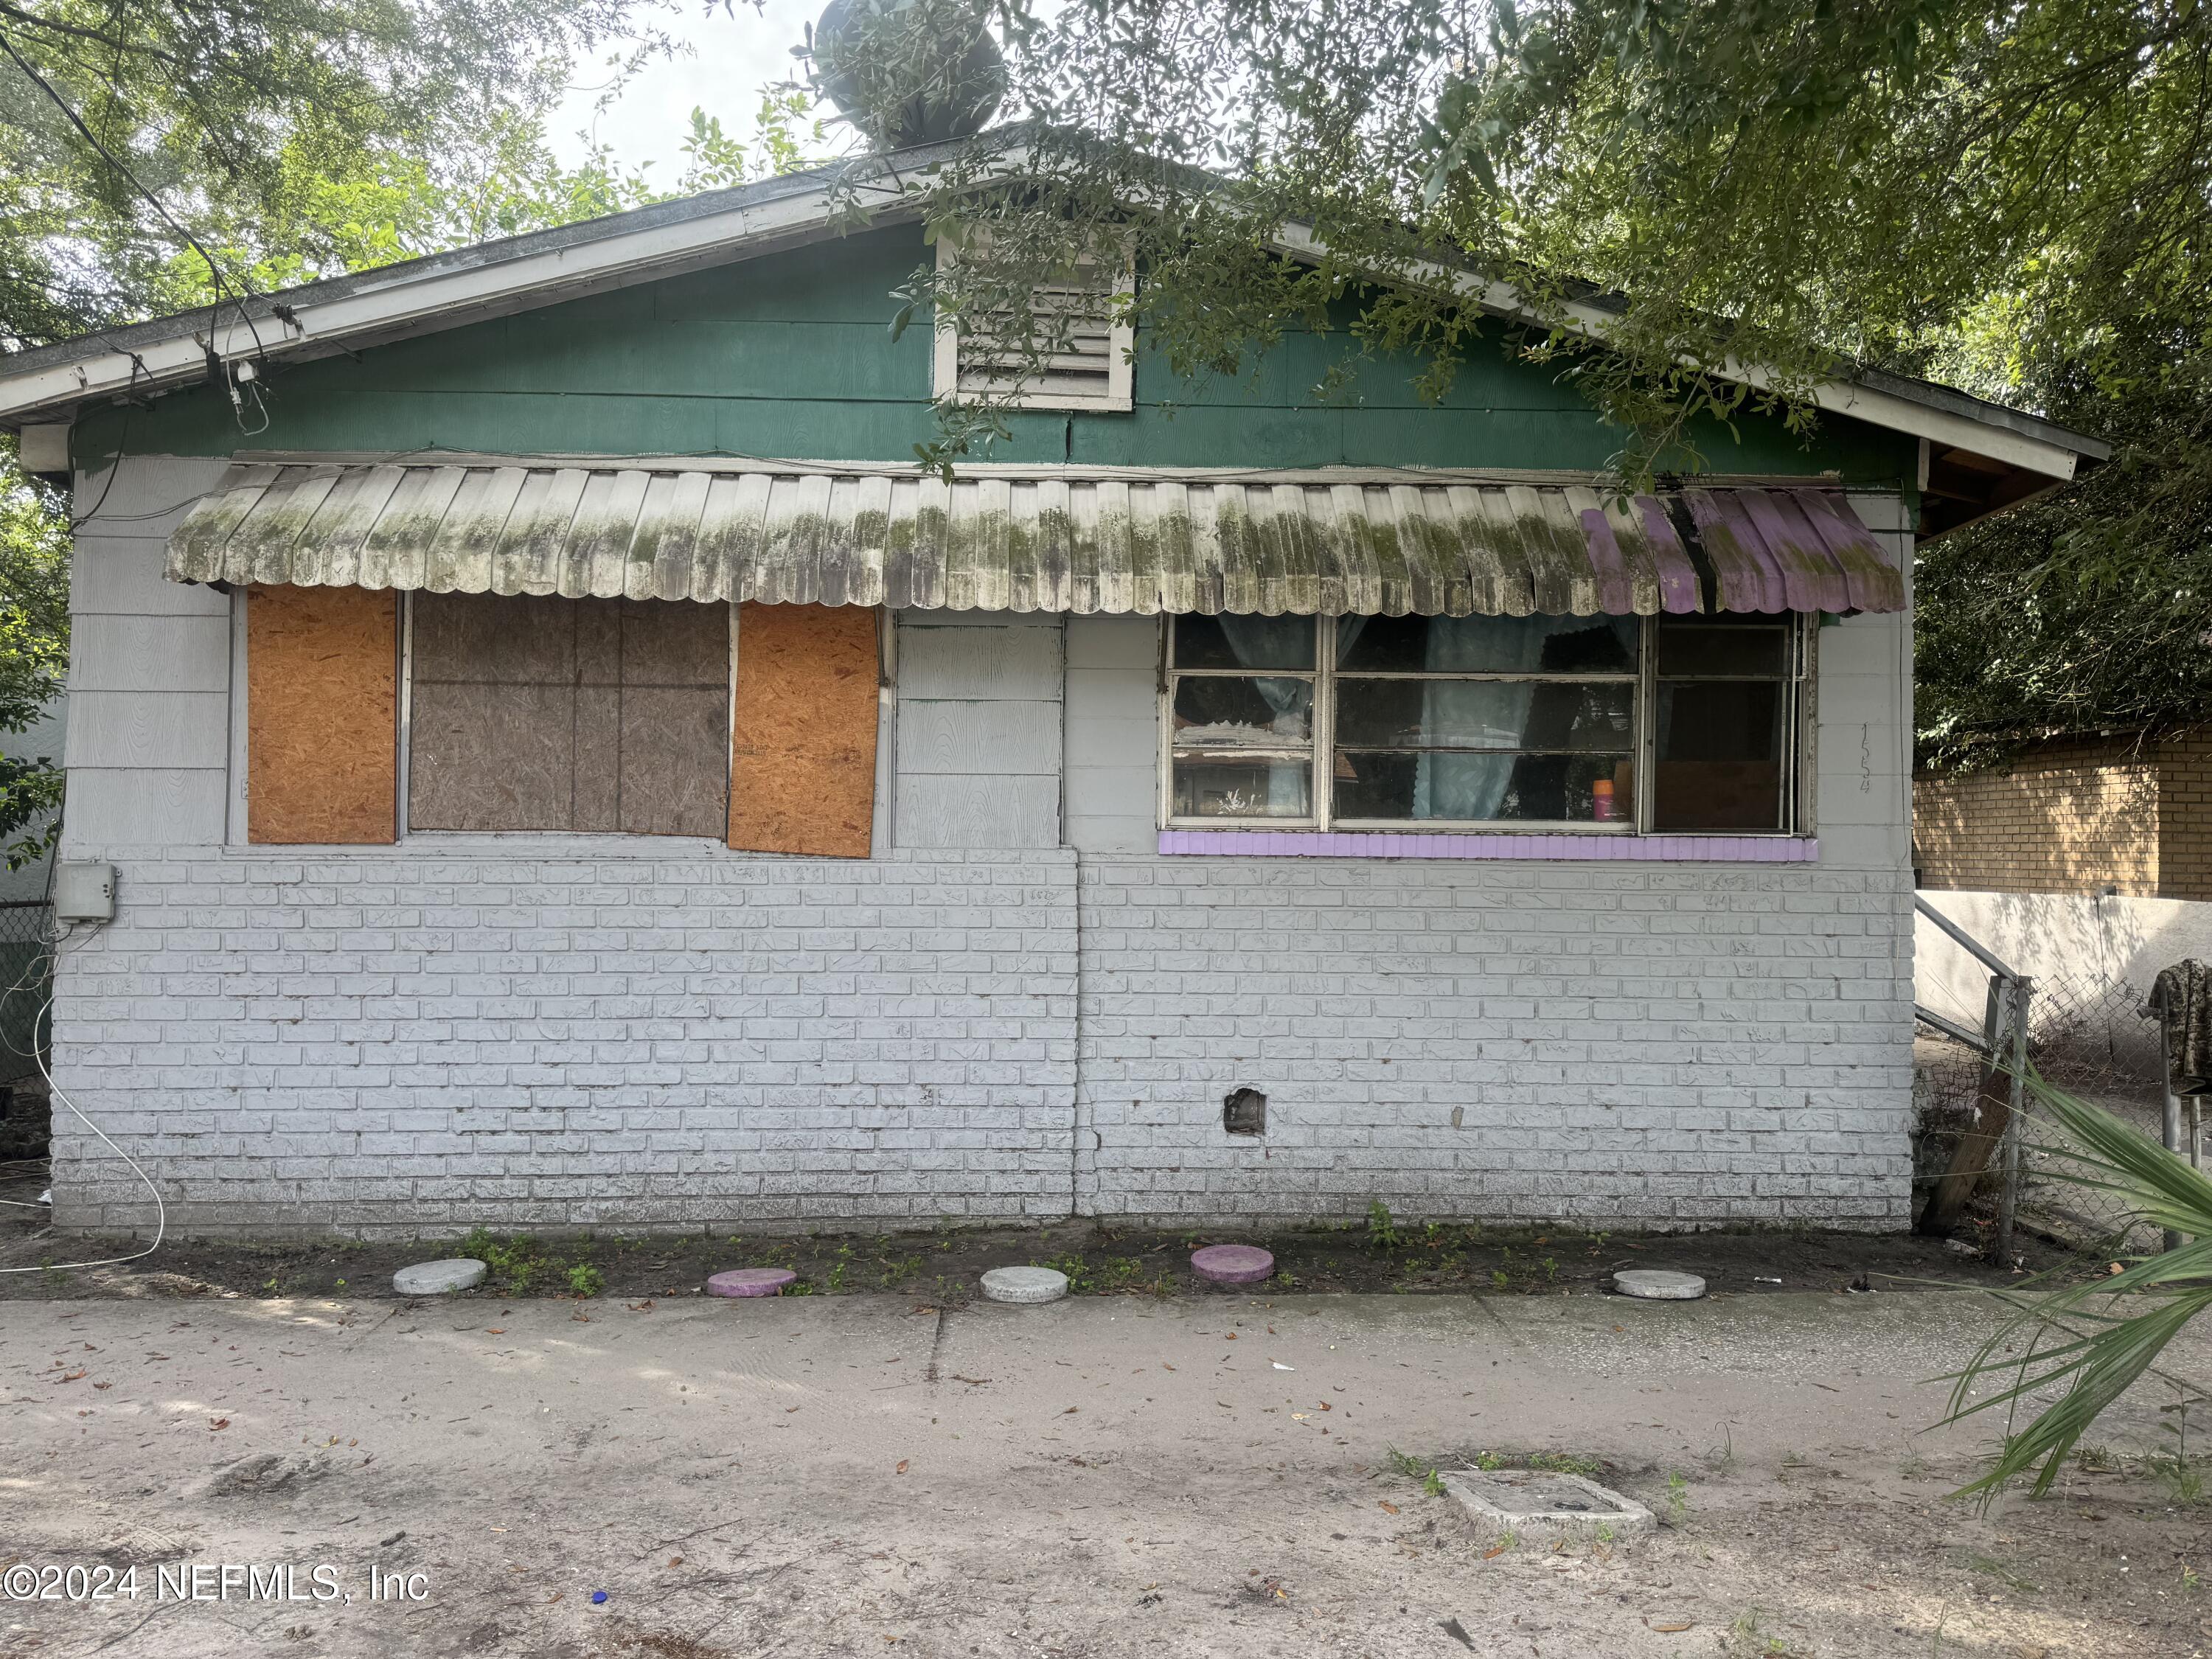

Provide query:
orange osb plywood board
left=247, top=585, right=397, bottom=844
left=729, top=602, right=878, bottom=858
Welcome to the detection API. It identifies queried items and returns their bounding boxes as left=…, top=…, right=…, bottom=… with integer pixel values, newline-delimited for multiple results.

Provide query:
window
left=931, top=237, right=1135, bottom=412
left=406, top=592, right=731, bottom=835
left=1651, top=618, right=1801, bottom=832
left=1163, top=613, right=1808, bottom=833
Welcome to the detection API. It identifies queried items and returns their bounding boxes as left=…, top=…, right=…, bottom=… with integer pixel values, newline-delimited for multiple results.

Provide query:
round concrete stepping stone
left=1613, top=1269, right=1706, bottom=1301
left=981, top=1266, right=1068, bottom=1304
left=1191, top=1244, right=1274, bottom=1284
left=392, top=1258, right=487, bottom=1295
left=706, top=1268, right=797, bottom=1298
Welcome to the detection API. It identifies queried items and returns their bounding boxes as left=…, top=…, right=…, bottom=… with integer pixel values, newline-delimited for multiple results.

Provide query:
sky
left=546, top=1, right=830, bottom=178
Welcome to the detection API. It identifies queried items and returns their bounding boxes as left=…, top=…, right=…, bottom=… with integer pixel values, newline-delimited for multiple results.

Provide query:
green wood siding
left=74, top=224, right=1916, bottom=483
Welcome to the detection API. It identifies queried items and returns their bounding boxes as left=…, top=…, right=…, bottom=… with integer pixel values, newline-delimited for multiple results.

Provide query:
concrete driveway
left=3, top=1289, right=2204, bottom=1658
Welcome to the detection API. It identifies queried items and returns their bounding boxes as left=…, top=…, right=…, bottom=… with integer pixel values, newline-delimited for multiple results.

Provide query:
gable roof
left=0, top=133, right=2107, bottom=538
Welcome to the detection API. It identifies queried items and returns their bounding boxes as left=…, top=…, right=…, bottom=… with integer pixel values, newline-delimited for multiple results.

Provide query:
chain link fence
left=1915, top=967, right=2177, bottom=1256
left=0, top=899, right=53, bottom=1164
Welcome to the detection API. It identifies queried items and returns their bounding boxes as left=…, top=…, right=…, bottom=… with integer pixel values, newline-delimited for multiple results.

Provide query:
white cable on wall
left=0, top=919, right=167, bottom=1273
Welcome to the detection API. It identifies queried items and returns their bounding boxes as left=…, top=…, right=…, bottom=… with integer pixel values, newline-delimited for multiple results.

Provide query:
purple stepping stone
left=706, top=1267, right=796, bottom=1298
left=1191, top=1244, right=1274, bottom=1285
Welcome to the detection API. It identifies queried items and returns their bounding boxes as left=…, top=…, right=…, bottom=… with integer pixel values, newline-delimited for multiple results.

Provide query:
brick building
left=1916, top=729, right=2212, bottom=898
left=0, top=143, right=2107, bottom=1236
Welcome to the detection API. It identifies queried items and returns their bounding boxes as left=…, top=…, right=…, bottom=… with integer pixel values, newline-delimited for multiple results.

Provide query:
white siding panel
left=69, top=615, right=231, bottom=693
left=73, top=455, right=229, bottom=529
left=898, top=700, right=1061, bottom=776
left=1062, top=617, right=1159, bottom=855
left=897, top=775, right=1060, bottom=848
left=64, top=691, right=229, bottom=770
left=898, top=623, right=1062, bottom=701
left=63, top=768, right=229, bottom=848
left=72, top=536, right=230, bottom=616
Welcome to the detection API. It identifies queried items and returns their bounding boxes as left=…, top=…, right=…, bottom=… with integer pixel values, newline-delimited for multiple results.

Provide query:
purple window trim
left=1156, top=829, right=1819, bottom=862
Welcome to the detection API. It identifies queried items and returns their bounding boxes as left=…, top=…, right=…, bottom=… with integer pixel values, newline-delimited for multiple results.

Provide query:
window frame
left=392, top=589, right=740, bottom=841
left=1158, top=612, right=1816, bottom=836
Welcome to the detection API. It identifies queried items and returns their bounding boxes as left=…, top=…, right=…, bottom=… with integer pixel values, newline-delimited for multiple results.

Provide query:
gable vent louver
left=933, top=240, right=1134, bottom=413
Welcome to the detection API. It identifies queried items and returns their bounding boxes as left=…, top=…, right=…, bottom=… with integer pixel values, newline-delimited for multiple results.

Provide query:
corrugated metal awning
left=164, top=458, right=1903, bottom=616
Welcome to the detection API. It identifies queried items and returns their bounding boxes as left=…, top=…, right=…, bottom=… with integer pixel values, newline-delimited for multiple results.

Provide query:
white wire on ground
left=0, top=919, right=166, bottom=1274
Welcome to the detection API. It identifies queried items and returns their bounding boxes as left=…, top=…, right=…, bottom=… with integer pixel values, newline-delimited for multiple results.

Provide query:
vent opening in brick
left=1223, top=1088, right=1267, bottom=1135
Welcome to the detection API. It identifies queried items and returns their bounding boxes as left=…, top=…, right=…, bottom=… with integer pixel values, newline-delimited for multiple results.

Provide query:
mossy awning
left=164, top=456, right=1903, bottom=616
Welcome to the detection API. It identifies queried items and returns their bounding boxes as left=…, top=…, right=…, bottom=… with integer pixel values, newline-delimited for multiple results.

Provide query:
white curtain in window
left=1415, top=615, right=1591, bottom=821
left=1215, top=614, right=1315, bottom=810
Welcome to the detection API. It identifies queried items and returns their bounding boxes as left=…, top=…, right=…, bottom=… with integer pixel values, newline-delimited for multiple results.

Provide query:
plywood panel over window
left=729, top=602, right=878, bottom=858
left=248, top=585, right=398, bottom=844
left=408, top=592, right=729, bottom=835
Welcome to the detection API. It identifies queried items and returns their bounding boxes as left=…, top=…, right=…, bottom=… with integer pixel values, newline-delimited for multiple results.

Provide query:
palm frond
left=1941, top=1070, right=2212, bottom=1499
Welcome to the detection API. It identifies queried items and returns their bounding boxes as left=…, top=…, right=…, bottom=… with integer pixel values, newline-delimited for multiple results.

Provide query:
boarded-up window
left=408, top=592, right=729, bottom=835
left=248, top=585, right=399, bottom=845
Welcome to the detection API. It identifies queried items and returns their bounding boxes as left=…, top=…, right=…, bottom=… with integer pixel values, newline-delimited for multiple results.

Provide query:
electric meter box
left=55, top=861, right=116, bottom=924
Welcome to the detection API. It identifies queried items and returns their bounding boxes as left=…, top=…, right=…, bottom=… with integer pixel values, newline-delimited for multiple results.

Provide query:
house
left=1916, top=728, right=2212, bottom=899
left=0, top=142, right=2109, bottom=1237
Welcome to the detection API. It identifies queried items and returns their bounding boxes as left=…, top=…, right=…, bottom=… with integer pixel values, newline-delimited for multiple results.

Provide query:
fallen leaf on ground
left=486, top=1328, right=504, bottom=1335
left=1482, top=1545, right=1506, bottom=1560
left=1646, top=1619, right=1694, bottom=1632
left=209, top=1418, right=229, bottom=1431
left=1378, top=1501, right=1399, bottom=1514
left=1062, top=1407, right=1078, bottom=1415
left=1224, top=1332, right=1237, bottom=1340
left=896, top=1461, right=908, bottom=1474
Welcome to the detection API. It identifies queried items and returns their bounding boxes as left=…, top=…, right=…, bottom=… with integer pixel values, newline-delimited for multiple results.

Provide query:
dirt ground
left=2, top=1288, right=2206, bottom=1659
left=0, top=1153, right=2076, bottom=1306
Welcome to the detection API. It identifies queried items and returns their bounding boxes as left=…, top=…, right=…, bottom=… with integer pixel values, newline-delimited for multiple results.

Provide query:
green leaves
left=0, top=0, right=664, bottom=350
left=1940, top=1072, right=2212, bottom=1500
left=0, top=443, right=67, bottom=867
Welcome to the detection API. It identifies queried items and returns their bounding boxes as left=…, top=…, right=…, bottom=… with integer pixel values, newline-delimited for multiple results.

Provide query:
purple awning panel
left=1680, top=487, right=1904, bottom=614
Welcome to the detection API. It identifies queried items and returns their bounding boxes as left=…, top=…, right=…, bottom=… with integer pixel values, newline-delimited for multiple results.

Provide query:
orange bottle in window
left=1593, top=777, right=1618, bottom=821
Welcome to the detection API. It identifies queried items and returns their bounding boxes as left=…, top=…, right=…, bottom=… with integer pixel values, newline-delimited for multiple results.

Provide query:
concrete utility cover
left=981, top=1267, right=1068, bottom=1304
left=1440, top=1469, right=1657, bottom=1538
left=706, top=1268, right=796, bottom=1298
left=392, top=1259, right=487, bottom=1295
left=1191, top=1245, right=1274, bottom=1284
left=1613, top=1269, right=1706, bottom=1301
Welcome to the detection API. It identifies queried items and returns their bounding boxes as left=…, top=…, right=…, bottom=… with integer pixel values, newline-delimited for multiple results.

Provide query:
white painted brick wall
left=1073, top=859, right=1914, bottom=1228
left=46, top=460, right=1918, bottom=1239
left=49, top=847, right=1079, bottom=1236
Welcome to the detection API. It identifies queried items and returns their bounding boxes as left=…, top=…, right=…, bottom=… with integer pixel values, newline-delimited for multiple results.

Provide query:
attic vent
left=933, top=238, right=1134, bottom=413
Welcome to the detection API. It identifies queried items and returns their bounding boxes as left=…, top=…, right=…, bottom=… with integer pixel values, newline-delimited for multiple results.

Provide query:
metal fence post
left=2162, top=1020, right=2186, bottom=1253
left=1994, top=975, right=2031, bottom=1265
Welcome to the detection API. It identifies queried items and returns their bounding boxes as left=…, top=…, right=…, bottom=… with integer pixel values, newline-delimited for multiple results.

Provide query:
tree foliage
left=826, top=1, right=2208, bottom=740
left=0, top=442, right=68, bottom=868
left=1916, top=341, right=2212, bottom=768
left=0, top=0, right=673, bottom=349
left=0, top=1, right=835, bottom=852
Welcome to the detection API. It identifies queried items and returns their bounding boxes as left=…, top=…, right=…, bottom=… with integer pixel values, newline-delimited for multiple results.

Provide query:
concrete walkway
left=3, top=1290, right=2204, bottom=1658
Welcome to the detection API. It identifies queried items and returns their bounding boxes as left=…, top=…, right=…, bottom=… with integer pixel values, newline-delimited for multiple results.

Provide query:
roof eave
left=0, top=128, right=2107, bottom=507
